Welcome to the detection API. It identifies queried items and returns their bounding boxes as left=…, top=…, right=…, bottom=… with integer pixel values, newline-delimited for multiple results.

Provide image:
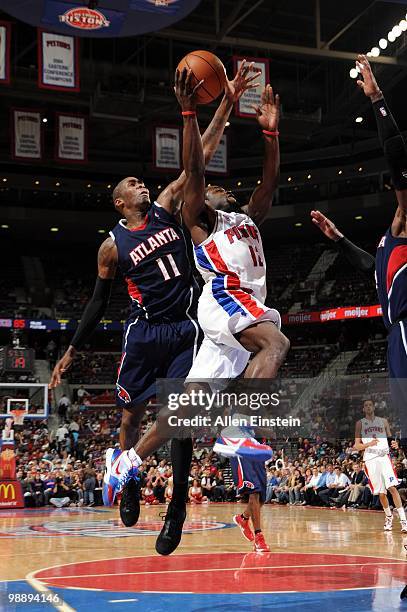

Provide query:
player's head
left=363, top=398, right=375, bottom=417
left=205, top=185, right=238, bottom=212
left=113, top=177, right=151, bottom=216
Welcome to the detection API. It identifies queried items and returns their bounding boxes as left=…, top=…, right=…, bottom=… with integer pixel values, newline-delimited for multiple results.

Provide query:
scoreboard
left=0, top=346, right=35, bottom=373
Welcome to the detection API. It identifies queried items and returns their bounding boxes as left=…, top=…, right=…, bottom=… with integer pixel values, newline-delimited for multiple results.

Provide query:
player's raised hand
left=311, top=210, right=344, bottom=242
left=251, top=84, right=280, bottom=132
left=49, top=349, right=75, bottom=388
left=355, top=55, right=382, bottom=101
left=224, top=60, right=261, bottom=104
left=174, top=67, right=204, bottom=111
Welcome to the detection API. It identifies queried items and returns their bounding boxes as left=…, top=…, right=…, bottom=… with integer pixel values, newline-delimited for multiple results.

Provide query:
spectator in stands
left=142, top=481, right=159, bottom=506
left=165, top=477, right=173, bottom=504
left=288, top=468, right=305, bottom=505
left=57, top=395, right=70, bottom=423
left=201, top=469, right=215, bottom=501
left=302, top=467, right=322, bottom=506
left=83, top=465, right=96, bottom=506
left=335, top=462, right=366, bottom=508
left=55, top=422, right=69, bottom=454
left=266, top=468, right=281, bottom=503
left=152, top=474, right=166, bottom=503
left=30, top=473, right=46, bottom=507
left=76, top=385, right=89, bottom=405
left=213, top=470, right=226, bottom=502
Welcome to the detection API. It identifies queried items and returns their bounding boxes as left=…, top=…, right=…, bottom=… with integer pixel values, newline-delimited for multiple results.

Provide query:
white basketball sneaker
left=384, top=515, right=393, bottom=531
left=400, top=520, right=407, bottom=533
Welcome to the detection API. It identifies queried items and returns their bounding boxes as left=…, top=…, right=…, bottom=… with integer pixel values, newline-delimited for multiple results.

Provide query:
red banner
left=0, top=443, right=16, bottom=479
left=282, top=304, right=383, bottom=326
left=0, top=481, right=23, bottom=508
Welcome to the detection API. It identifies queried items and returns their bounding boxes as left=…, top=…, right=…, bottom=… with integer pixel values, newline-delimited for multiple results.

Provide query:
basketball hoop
left=10, top=410, right=25, bottom=426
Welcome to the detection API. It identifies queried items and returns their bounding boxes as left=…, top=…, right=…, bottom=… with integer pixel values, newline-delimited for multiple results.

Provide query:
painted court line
left=37, top=560, right=407, bottom=581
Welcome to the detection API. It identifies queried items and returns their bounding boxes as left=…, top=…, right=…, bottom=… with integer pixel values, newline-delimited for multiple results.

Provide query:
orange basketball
left=177, top=50, right=226, bottom=104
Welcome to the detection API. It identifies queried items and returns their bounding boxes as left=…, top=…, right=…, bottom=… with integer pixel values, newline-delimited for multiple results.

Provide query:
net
left=0, top=383, right=48, bottom=420
left=10, top=409, right=25, bottom=426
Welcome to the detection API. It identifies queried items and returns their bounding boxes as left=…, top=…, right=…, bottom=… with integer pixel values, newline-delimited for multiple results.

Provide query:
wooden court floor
left=2, top=503, right=407, bottom=611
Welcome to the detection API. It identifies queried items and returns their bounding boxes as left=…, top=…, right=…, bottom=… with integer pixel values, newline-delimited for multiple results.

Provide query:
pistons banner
left=38, top=29, right=79, bottom=91
left=12, top=109, right=42, bottom=160
left=206, top=135, right=228, bottom=175
left=56, top=113, right=87, bottom=163
left=0, top=21, right=11, bottom=84
left=233, top=56, right=270, bottom=118
left=153, top=125, right=181, bottom=171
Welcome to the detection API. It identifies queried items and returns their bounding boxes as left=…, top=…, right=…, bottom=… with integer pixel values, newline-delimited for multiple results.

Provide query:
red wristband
left=262, top=129, right=279, bottom=136
left=182, top=111, right=197, bottom=116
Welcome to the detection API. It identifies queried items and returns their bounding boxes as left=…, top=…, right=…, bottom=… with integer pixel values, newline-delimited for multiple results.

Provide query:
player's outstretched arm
left=49, top=238, right=117, bottom=388
left=175, top=67, right=213, bottom=244
left=243, top=85, right=280, bottom=225
left=356, top=54, right=407, bottom=234
left=157, top=60, right=260, bottom=214
left=311, top=210, right=375, bottom=273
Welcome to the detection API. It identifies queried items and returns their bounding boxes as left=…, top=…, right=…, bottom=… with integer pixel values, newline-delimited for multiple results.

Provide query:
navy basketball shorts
left=388, top=321, right=407, bottom=437
left=230, top=455, right=267, bottom=502
left=116, top=317, right=201, bottom=408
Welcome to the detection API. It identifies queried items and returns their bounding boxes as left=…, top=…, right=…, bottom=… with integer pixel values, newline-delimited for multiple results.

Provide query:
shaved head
left=112, top=178, right=127, bottom=206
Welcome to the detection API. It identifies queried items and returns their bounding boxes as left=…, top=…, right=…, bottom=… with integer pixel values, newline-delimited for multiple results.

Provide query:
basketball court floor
left=2, top=503, right=407, bottom=611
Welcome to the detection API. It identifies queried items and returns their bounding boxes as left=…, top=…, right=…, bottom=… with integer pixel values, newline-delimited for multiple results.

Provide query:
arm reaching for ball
left=157, top=60, right=260, bottom=215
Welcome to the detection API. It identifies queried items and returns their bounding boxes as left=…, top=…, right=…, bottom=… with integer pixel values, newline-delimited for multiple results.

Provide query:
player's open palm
left=252, top=84, right=280, bottom=132
left=49, top=352, right=74, bottom=388
left=311, top=210, right=343, bottom=242
left=355, top=55, right=381, bottom=100
left=225, top=59, right=261, bottom=103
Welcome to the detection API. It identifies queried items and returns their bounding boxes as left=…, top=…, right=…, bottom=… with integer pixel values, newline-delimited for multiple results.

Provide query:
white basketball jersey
left=194, top=209, right=267, bottom=302
left=361, top=416, right=389, bottom=461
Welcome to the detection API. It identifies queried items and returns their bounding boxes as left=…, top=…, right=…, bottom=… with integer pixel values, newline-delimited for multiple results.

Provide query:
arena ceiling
left=1, top=0, right=407, bottom=179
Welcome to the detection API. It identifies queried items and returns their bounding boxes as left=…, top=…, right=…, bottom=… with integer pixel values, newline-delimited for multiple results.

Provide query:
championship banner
left=0, top=21, right=11, bottom=84
left=38, top=29, right=79, bottom=91
left=206, top=135, right=228, bottom=175
left=233, top=56, right=270, bottom=118
left=56, top=112, right=87, bottom=163
left=282, top=304, right=383, bottom=326
left=0, top=481, right=23, bottom=508
left=153, top=125, right=181, bottom=171
left=12, top=109, right=42, bottom=160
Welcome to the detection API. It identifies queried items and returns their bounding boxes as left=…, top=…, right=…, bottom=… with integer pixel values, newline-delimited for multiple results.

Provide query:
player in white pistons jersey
left=176, top=70, right=290, bottom=552
left=354, top=398, right=406, bottom=532
left=177, top=75, right=289, bottom=383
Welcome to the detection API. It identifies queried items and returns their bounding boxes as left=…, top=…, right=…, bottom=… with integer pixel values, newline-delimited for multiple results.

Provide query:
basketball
left=177, top=50, right=226, bottom=104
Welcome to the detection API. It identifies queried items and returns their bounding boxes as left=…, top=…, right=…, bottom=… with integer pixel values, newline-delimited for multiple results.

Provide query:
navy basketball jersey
left=376, top=228, right=407, bottom=329
left=110, top=202, right=198, bottom=321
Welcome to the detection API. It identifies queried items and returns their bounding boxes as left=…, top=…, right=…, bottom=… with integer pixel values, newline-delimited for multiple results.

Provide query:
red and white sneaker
left=233, top=514, right=254, bottom=542
left=253, top=532, right=270, bottom=552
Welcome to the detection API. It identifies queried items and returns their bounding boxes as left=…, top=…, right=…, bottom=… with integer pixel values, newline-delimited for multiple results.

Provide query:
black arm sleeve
left=70, top=277, right=113, bottom=350
left=372, top=98, right=407, bottom=191
left=335, top=237, right=375, bottom=274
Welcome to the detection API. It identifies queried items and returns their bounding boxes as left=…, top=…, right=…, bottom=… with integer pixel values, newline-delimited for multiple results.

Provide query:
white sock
left=396, top=507, right=406, bottom=521
left=384, top=506, right=392, bottom=518
left=127, top=448, right=142, bottom=467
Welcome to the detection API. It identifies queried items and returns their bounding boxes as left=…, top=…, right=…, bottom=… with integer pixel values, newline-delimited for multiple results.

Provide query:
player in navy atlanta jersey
left=49, top=61, right=260, bottom=553
left=312, top=56, right=407, bottom=441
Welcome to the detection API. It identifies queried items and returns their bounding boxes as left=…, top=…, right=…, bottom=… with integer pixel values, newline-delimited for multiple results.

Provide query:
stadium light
left=1, top=224, right=9, bottom=229
left=355, top=215, right=363, bottom=220
left=2, top=178, right=7, bottom=182
left=355, top=116, right=363, bottom=123
left=400, top=19, right=407, bottom=32
left=370, top=47, right=380, bottom=57
left=287, top=177, right=292, bottom=182
left=307, top=174, right=311, bottom=179
left=392, top=25, right=402, bottom=38
left=42, top=118, right=48, bottom=123
left=338, top=170, right=343, bottom=175
left=295, top=222, right=302, bottom=227
left=379, top=38, right=388, bottom=49
left=350, top=68, right=358, bottom=79
left=225, top=121, right=230, bottom=127
left=237, top=181, right=242, bottom=186
left=98, top=229, right=106, bottom=234
left=50, top=227, right=59, bottom=232
left=358, top=167, right=363, bottom=172
left=388, top=31, right=396, bottom=42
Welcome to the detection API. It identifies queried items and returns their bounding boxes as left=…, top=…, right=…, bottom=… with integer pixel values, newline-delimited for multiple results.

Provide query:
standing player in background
left=104, top=69, right=289, bottom=554
left=354, top=398, right=406, bottom=532
left=311, top=55, right=407, bottom=445
left=49, top=62, right=260, bottom=556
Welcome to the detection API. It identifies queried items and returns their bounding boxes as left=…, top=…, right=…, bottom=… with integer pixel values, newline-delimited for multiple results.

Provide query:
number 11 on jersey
left=156, top=254, right=181, bottom=281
